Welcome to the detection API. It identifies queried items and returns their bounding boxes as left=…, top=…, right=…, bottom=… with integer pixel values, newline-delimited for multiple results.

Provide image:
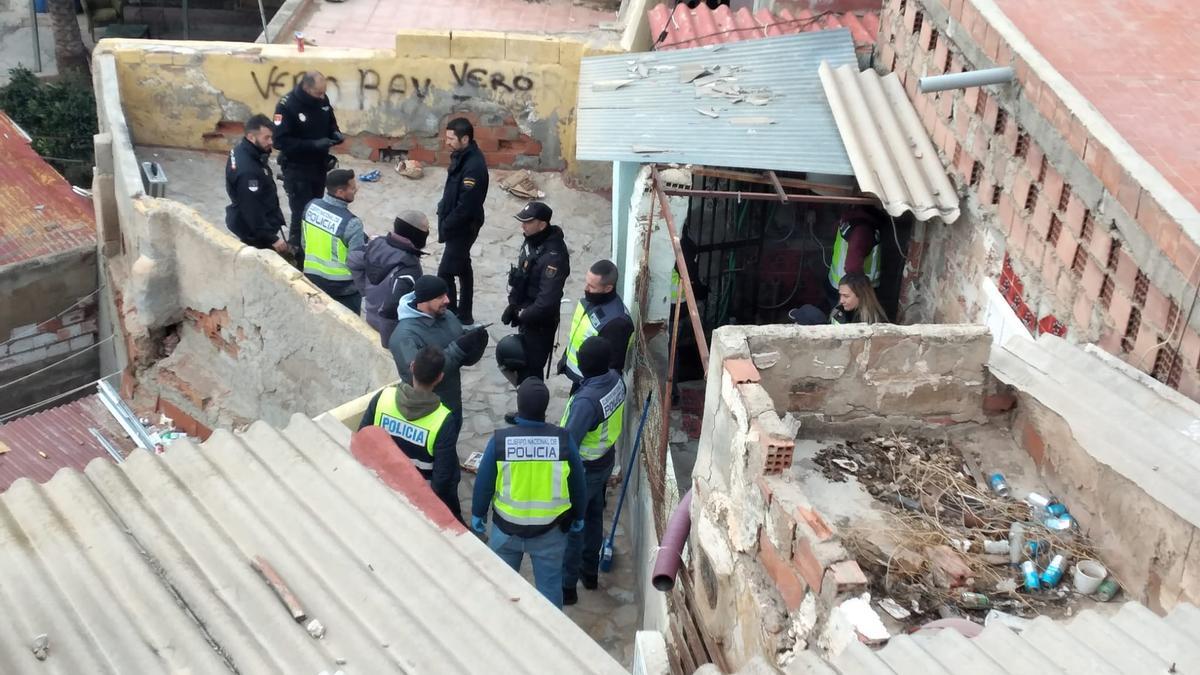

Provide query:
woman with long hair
left=831, top=272, right=888, bottom=324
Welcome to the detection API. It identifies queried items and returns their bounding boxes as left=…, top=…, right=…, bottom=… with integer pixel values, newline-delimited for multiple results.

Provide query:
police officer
left=559, top=337, right=626, bottom=605
left=274, top=71, right=344, bottom=267
left=827, top=210, right=881, bottom=307
left=558, top=259, right=633, bottom=394
left=471, top=377, right=585, bottom=609
left=224, top=114, right=289, bottom=255
left=301, top=169, right=366, bottom=313
left=502, top=201, right=570, bottom=398
left=436, top=117, right=489, bottom=324
left=359, top=345, right=463, bottom=522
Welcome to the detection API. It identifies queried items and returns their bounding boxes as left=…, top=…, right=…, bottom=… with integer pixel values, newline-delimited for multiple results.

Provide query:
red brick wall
left=880, top=0, right=1200, bottom=400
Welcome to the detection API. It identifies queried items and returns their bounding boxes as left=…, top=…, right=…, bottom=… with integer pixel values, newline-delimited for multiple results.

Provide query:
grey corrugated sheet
left=0, top=414, right=625, bottom=674
left=819, top=62, right=961, bottom=223
left=577, top=31, right=858, bottom=175
left=818, top=601, right=1200, bottom=674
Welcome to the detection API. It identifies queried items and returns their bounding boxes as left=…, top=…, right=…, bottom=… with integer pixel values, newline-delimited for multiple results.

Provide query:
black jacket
left=273, top=84, right=340, bottom=172
left=437, top=141, right=489, bottom=242
left=224, top=138, right=285, bottom=248
left=509, top=225, right=570, bottom=327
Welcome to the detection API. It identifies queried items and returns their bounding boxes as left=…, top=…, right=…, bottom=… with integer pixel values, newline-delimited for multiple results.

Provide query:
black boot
left=562, top=587, right=578, bottom=606
left=582, top=574, right=598, bottom=590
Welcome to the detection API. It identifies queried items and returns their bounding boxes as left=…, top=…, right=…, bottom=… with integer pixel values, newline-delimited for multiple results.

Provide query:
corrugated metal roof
left=0, top=415, right=625, bottom=674
left=823, top=601, right=1200, bottom=673
left=576, top=30, right=859, bottom=175
left=0, top=394, right=135, bottom=491
left=0, top=112, right=96, bottom=269
left=647, top=2, right=879, bottom=51
left=818, top=63, right=961, bottom=223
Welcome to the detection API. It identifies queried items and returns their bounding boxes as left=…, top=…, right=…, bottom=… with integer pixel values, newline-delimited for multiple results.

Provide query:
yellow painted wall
left=96, top=31, right=621, bottom=176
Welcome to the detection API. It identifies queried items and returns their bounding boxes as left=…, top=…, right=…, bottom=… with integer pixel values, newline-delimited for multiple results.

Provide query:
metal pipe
left=691, top=166, right=856, bottom=194
left=662, top=186, right=878, bottom=205
left=28, top=0, right=41, bottom=72
left=651, top=489, right=693, bottom=591
left=89, top=428, right=125, bottom=464
left=660, top=267, right=685, bottom=472
left=919, top=66, right=1015, bottom=93
left=97, top=380, right=154, bottom=450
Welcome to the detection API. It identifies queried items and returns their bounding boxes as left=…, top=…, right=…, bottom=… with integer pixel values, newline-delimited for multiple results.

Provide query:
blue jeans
left=490, top=523, right=568, bottom=609
left=562, top=453, right=614, bottom=588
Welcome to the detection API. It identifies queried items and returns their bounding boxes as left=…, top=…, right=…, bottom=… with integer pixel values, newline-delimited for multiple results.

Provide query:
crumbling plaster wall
left=92, top=53, right=396, bottom=430
left=685, top=324, right=994, bottom=670
left=94, top=32, right=621, bottom=186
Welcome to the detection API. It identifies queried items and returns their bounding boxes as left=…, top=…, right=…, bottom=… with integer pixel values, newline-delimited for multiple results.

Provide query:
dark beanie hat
left=393, top=216, right=429, bottom=249
left=517, top=377, right=550, bottom=421
left=577, top=336, right=612, bottom=379
left=413, top=275, right=448, bottom=303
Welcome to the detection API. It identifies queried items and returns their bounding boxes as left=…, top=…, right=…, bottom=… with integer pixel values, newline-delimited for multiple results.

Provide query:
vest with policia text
left=562, top=295, right=632, bottom=381
left=491, top=425, right=574, bottom=529
left=372, top=387, right=452, bottom=478
left=828, top=222, right=881, bottom=288
left=561, top=375, right=627, bottom=462
left=302, top=198, right=354, bottom=282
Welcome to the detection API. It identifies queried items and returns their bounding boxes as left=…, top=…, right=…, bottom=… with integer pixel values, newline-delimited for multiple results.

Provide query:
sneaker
left=562, top=587, right=578, bottom=606
left=504, top=411, right=518, bottom=425
left=581, top=574, right=598, bottom=590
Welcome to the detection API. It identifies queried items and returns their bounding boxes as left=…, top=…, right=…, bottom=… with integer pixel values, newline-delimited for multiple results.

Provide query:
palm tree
left=47, top=0, right=89, bottom=78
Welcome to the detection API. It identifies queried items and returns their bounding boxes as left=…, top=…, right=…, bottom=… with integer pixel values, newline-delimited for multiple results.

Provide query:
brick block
left=1064, top=193, right=1087, bottom=235
left=1088, top=226, right=1113, bottom=263
left=759, top=529, right=807, bottom=611
left=1031, top=200, right=1053, bottom=239
left=1173, top=237, right=1200, bottom=280
left=1098, top=328, right=1123, bottom=354
left=1021, top=420, right=1046, bottom=466
left=795, top=506, right=833, bottom=542
left=1055, top=229, right=1078, bottom=267
left=1041, top=246, right=1062, bottom=289
left=825, top=560, right=869, bottom=594
left=1132, top=320, right=1160, bottom=364
left=1113, top=248, right=1139, bottom=294
left=68, top=335, right=95, bottom=351
left=1181, top=329, right=1200, bottom=371
left=767, top=493, right=797, bottom=560
left=724, top=357, right=760, bottom=384
left=395, top=30, right=451, bottom=58
left=1143, top=286, right=1172, bottom=334
left=1023, top=231, right=1046, bottom=268
left=1108, top=290, right=1134, bottom=331
left=1013, top=171, right=1033, bottom=212
left=792, top=532, right=826, bottom=592
left=1008, top=203, right=1029, bottom=251
left=1073, top=292, right=1093, bottom=333
left=505, top=34, right=560, bottom=63
left=1081, top=257, right=1105, bottom=299
left=1115, top=168, right=1143, bottom=220
left=918, top=19, right=933, bottom=54
left=982, top=95, right=999, bottom=132
left=1043, top=165, right=1064, bottom=211
left=450, top=30, right=508, bottom=59
left=1025, top=142, right=1045, bottom=180
left=998, top=193, right=1017, bottom=233
left=983, top=392, right=1017, bottom=413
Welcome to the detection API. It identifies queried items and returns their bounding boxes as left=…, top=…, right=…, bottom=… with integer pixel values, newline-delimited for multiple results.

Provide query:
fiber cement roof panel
left=0, top=112, right=96, bottom=269
left=577, top=30, right=858, bottom=175
left=0, top=415, right=624, bottom=674
left=647, top=2, right=879, bottom=50
left=818, top=63, right=961, bottom=223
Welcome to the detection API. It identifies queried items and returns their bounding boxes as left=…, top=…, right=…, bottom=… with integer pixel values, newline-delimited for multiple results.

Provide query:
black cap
left=412, top=275, right=448, bottom=303
left=577, top=336, right=612, bottom=379
left=515, top=201, right=553, bottom=223
left=516, top=377, right=550, bottom=421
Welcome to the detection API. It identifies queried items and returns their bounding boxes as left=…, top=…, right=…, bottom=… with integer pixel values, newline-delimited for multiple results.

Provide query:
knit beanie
left=412, top=275, right=449, bottom=304
left=516, top=377, right=550, bottom=421
left=577, top=336, right=612, bottom=379
left=393, top=215, right=429, bottom=249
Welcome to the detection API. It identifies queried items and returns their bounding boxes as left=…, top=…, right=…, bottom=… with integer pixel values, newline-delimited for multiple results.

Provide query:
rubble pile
left=815, top=434, right=1117, bottom=632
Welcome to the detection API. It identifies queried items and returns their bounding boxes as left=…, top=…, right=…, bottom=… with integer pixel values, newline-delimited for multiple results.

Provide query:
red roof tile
left=647, top=2, right=879, bottom=51
left=0, top=112, right=96, bottom=269
left=0, top=394, right=136, bottom=491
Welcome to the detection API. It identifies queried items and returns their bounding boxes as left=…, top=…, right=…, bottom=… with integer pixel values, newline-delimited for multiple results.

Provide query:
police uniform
left=301, top=195, right=365, bottom=313
left=828, top=220, right=881, bottom=288
left=507, top=206, right=570, bottom=382
left=274, top=84, right=341, bottom=258
left=436, top=140, right=489, bottom=323
left=224, top=137, right=285, bottom=249
left=559, top=292, right=633, bottom=391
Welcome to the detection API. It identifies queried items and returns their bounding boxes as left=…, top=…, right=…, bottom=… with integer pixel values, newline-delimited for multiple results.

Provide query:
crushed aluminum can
left=1094, top=577, right=1120, bottom=602
left=988, top=473, right=1011, bottom=498
left=1043, top=515, right=1075, bottom=531
left=295, top=32, right=305, bottom=52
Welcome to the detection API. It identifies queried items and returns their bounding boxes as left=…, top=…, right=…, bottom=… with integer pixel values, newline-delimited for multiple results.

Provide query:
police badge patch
left=298, top=113, right=307, bottom=122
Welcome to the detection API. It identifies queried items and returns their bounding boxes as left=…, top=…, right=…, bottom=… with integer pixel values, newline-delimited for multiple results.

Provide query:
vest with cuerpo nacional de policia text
left=372, top=387, right=452, bottom=479
left=560, top=375, right=626, bottom=462
left=302, top=197, right=354, bottom=282
left=490, top=425, right=574, bottom=530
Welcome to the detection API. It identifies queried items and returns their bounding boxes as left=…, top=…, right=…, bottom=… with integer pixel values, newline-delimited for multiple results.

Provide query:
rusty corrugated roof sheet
left=0, top=415, right=625, bottom=673
left=0, top=394, right=135, bottom=491
left=819, top=63, right=961, bottom=223
left=0, top=112, right=96, bottom=269
left=648, top=2, right=879, bottom=51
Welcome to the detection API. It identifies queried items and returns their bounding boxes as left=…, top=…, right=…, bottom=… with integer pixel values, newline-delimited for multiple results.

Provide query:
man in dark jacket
left=502, top=201, right=570, bottom=395
left=436, top=117, right=489, bottom=324
left=349, top=210, right=428, bottom=346
left=388, top=275, right=489, bottom=416
left=360, top=345, right=463, bottom=522
left=274, top=71, right=344, bottom=266
left=224, top=114, right=289, bottom=254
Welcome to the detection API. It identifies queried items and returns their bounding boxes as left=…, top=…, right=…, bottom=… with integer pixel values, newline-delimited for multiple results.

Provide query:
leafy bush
left=0, top=66, right=98, bottom=186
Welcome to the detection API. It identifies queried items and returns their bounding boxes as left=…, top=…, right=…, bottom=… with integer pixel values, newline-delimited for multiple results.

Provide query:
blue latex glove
left=471, top=516, right=486, bottom=534
left=570, top=519, right=585, bottom=533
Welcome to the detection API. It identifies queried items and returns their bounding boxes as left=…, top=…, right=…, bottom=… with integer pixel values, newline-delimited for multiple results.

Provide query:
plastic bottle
left=983, top=539, right=1010, bottom=555
left=1008, top=522, right=1026, bottom=566
left=960, top=591, right=991, bottom=609
left=1021, top=560, right=1040, bottom=590
left=989, top=473, right=1011, bottom=498
left=1040, top=554, right=1067, bottom=587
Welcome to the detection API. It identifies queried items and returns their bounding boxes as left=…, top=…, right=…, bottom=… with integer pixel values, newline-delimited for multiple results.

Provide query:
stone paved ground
left=143, top=147, right=638, bottom=667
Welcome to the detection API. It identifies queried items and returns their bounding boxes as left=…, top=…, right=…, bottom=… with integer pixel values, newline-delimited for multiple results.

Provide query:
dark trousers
left=333, top=292, right=363, bottom=315
left=438, top=232, right=479, bottom=323
left=562, top=450, right=615, bottom=588
left=517, top=322, right=556, bottom=382
left=282, top=168, right=326, bottom=267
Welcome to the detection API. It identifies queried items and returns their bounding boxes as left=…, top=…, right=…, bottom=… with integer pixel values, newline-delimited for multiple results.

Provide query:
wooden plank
left=251, top=555, right=307, bottom=622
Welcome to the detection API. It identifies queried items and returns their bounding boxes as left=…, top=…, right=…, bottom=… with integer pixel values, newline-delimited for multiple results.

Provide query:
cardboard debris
left=499, top=170, right=543, bottom=200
